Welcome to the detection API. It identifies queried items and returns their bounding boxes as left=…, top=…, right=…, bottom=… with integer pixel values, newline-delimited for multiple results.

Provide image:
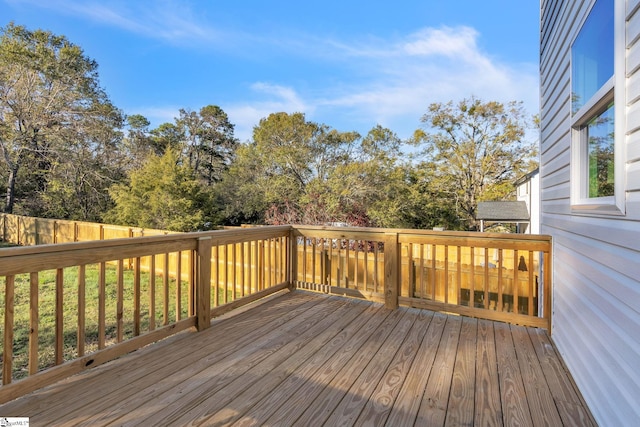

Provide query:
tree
left=236, top=112, right=362, bottom=225
left=0, top=23, right=123, bottom=214
left=149, top=122, right=184, bottom=156
left=417, top=97, right=537, bottom=229
left=105, top=149, right=212, bottom=232
left=176, top=105, right=238, bottom=185
left=122, top=114, right=154, bottom=170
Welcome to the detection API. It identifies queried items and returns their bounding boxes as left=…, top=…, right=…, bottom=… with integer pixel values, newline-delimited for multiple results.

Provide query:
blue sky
left=1, top=0, right=540, bottom=142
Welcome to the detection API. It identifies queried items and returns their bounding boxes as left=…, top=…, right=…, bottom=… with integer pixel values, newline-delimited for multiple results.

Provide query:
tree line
left=0, top=23, right=538, bottom=232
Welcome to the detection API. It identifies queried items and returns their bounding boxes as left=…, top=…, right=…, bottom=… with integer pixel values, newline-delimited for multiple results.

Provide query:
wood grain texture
left=0, top=291, right=595, bottom=426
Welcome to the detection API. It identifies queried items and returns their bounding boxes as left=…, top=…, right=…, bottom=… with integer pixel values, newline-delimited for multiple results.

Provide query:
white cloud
left=403, top=26, right=480, bottom=58
left=264, top=25, right=540, bottom=140
left=249, top=83, right=308, bottom=113
left=225, top=83, right=311, bottom=142
left=13, top=0, right=221, bottom=45
left=129, top=24, right=538, bottom=142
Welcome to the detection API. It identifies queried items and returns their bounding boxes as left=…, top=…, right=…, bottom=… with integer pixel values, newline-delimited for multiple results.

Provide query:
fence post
left=196, top=237, right=212, bottom=331
left=384, top=232, right=399, bottom=309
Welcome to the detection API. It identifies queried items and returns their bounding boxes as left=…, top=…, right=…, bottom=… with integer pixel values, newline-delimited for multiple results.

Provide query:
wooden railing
left=0, top=226, right=290, bottom=403
left=292, top=226, right=551, bottom=329
left=0, top=219, right=551, bottom=403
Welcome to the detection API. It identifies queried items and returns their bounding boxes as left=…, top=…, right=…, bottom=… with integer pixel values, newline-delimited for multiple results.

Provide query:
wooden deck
left=0, top=290, right=594, bottom=426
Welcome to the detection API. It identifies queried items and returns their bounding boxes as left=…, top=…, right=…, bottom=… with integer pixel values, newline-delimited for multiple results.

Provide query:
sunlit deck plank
left=354, top=309, right=435, bottom=425
left=527, top=327, right=597, bottom=427
left=321, top=307, right=417, bottom=426
left=474, top=319, right=503, bottom=426
left=495, top=320, right=533, bottom=427
left=445, top=316, right=478, bottom=426
left=188, top=298, right=371, bottom=426
left=415, top=314, right=463, bottom=425
left=21, top=291, right=325, bottom=426
left=512, top=324, right=564, bottom=426
left=231, top=301, right=387, bottom=426
left=0, top=290, right=595, bottom=426
left=291, top=306, right=406, bottom=426
left=112, top=295, right=353, bottom=426
left=385, top=311, right=447, bottom=426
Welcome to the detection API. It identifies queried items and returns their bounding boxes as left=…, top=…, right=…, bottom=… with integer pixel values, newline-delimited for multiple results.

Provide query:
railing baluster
left=176, top=251, right=182, bottom=321
left=98, top=262, right=107, bottom=349
left=56, top=268, right=64, bottom=364
left=345, top=241, right=350, bottom=288
left=232, top=243, right=237, bottom=301
left=188, top=251, right=194, bottom=317
left=3, top=275, right=15, bottom=384
left=374, top=242, right=380, bottom=293
left=134, top=257, right=141, bottom=336
left=29, top=272, right=39, bottom=375
left=419, top=244, right=425, bottom=298
left=163, top=253, right=169, bottom=325
left=529, top=251, right=535, bottom=316
left=430, top=244, right=436, bottom=301
left=483, top=248, right=489, bottom=310
left=513, top=250, right=519, bottom=315
left=406, top=243, right=414, bottom=299
left=469, top=247, right=475, bottom=308
left=456, top=246, right=462, bottom=306
left=354, top=240, right=360, bottom=291
left=77, top=266, right=85, bottom=356
left=213, top=245, right=220, bottom=307
left=364, top=242, right=369, bottom=291
left=444, top=245, right=449, bottom=304
left=329, top=240, right=334, bottom=289
left=240, top=242, right=246, bottom=297
left=497, top=249, right=503, bottom=311
left=117, top=260, right=124, bottom=342
left=149, top=255, right=156, bottom=331
left=223, top=245, right=229, bottom=304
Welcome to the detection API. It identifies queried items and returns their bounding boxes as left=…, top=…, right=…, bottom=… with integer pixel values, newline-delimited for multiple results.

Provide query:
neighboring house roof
left=476, top=201, right=530, bottom=221
left=514, top=167, right=539, bottom=186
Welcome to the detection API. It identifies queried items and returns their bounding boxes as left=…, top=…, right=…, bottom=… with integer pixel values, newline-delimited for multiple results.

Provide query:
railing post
left=544, top=244, right=552, bottom=333
left=384, top=232, right=400, bottom=309
left=196, top=236, right=212, bottom=331
left=289, top=227, right=297, bottom=291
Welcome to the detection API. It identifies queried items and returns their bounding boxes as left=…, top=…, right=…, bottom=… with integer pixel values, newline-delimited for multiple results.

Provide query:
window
left=570, top=0, right=624, bottom=214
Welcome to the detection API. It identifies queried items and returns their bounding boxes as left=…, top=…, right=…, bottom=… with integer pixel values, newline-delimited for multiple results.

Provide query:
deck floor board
left=0, top=291, right=596, bottom=426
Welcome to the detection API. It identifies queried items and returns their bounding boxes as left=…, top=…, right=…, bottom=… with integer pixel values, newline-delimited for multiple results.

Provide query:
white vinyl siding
left=540, top=0, right=640, bottom=425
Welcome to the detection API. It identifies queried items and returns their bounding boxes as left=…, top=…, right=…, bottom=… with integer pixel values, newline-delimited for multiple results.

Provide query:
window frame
left=570, top=0, right=625, bottom=215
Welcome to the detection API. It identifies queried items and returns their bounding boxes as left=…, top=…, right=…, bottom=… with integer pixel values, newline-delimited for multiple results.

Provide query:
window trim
left=569, top=0, right=625, bottom=216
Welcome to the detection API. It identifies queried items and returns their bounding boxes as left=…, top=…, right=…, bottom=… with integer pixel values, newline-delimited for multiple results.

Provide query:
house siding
left=540, top=0, right=640, bottom=425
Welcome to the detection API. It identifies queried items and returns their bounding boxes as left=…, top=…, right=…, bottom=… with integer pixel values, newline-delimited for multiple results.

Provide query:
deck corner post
left=384, top=232, right=400, bottom=309
left=288, top=226, right=297, bottom=291
left=544, top=241, right=553, bottom=334
left=196, top=236, right=212, bottom=331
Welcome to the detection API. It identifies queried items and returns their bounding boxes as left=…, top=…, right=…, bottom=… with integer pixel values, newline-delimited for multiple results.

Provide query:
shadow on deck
left=0, top=290, right=595, bottom=426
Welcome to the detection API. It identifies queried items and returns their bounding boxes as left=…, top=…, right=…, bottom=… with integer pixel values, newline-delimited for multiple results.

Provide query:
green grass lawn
left=1, top=264, right=191, bottom=381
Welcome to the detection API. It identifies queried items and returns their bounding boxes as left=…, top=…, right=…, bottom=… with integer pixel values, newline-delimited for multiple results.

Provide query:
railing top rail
left=0, top=226, right=293, bottom=276
left=0, top=225, right=293, bottom=259
left=291, top=224, right=552, bottom=243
